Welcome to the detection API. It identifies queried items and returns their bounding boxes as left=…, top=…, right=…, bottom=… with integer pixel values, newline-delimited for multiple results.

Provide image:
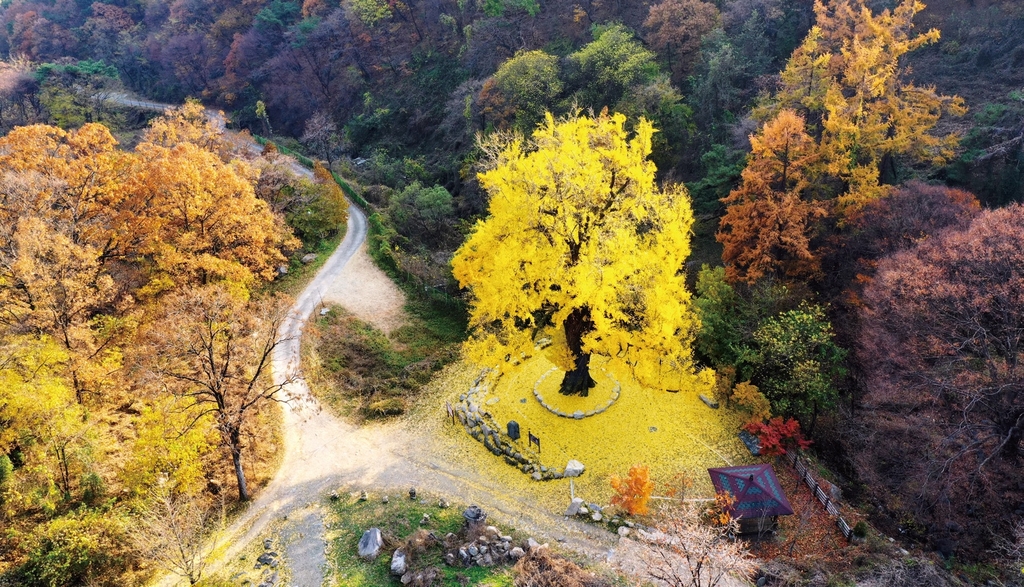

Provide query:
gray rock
left=617, top=526, right=630, bottom=537
left=468, top=545, right=479, bottom=557
left=420, top=513, right=430, bottom=525
left=358, top=490, right=367, bottom=501
left=382, top=495, right=389, bottom=504
left=526, top=537, right=542, bottom=552
left=564, top=459, right=585, bottom=478
left=445, top=552, right=456, bottom=566
left=357, top=528, right=383, bottom=560
left=301, top=253, right=317, bottom=264
left=438, top=499, right=450, bottom=508
left=482, top=553, right=494, bottom=566
left=276, top=265, right=288, bottom=276
left=579, top=506, right=589, bottom=515
left=573, top=410, right=584, bottom=419
left=531, top=472, right=542, bottom=481
left=256, top=553, right=275, bottom=565
left=699, top=394, right=719, bottom=409
left=591, top=512, right=603, bottom=522
left=509, top=547, right=526, bottom=560
left=565, top=497, right=585, bottom=517
left=589, top=503, right=602, bottom=512
left=263, top=539, right=273, bottom=549
left=390, top=550, right=408, bottom=575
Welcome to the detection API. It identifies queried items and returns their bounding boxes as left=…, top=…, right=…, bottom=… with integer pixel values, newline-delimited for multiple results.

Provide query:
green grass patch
left=325, top=491, right=515, bottom=587
left=304, top=306, right=461, bottom=419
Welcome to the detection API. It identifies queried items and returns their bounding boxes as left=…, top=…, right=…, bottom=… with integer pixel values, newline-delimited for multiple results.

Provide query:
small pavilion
left=707, top=464, right=794, bottom=534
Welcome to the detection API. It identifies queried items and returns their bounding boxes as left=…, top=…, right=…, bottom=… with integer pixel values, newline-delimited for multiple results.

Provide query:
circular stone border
left=533, top=367, right=621, bottom=420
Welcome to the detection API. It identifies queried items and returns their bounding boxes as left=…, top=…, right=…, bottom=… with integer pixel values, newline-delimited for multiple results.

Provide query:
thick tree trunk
left=229, top=429, right=250, bottom=501
left=559, top=306, right=596, bottom=396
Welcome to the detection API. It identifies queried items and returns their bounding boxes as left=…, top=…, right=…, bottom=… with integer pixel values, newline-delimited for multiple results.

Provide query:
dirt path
left=118, top=95, right=750, bottom=587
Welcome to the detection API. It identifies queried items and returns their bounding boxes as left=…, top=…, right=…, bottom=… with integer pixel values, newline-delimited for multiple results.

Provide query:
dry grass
left=512, top=549, right=612, bottom=587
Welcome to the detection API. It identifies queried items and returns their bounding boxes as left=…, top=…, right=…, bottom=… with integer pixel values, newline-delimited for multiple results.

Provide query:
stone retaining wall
left=454, top=371, right=565, bottom=481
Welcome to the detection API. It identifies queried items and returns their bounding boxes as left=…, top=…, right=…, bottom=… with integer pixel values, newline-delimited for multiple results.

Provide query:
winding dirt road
left=117, top=96, right=748, bottom=587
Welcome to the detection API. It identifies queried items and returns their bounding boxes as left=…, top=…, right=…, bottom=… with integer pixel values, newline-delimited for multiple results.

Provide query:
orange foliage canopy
left=716, top=110, right=828, bottom=284
left=611, top=464, right=655, bottom=515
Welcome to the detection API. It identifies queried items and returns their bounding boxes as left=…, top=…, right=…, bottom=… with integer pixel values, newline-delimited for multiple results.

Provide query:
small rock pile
left=251, top=538, right=279, bottom=587
left=443, top=524, right=528, bottom=568
left=564, top=497, right=642, bottom=536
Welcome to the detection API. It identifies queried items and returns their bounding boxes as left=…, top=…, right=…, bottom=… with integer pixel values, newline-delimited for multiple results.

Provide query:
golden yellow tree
left=717, top=110, right=828, bottom=284
left=452, top=111, right=703, bottom=395
left=770, top=0, right=965, bottom=212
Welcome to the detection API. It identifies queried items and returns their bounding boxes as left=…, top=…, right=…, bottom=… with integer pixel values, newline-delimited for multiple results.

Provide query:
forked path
left=117, top=97, right=749, bottom=586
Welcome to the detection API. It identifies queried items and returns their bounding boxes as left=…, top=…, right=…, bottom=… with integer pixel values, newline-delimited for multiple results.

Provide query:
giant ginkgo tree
left=452, top=111, right=703, bottom=396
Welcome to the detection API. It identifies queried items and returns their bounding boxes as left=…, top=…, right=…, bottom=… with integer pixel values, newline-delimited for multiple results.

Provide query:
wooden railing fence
left=785, top=451, right=855, bottom=540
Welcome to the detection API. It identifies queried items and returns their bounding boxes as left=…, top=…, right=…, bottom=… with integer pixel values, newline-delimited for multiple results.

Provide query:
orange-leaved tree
left=717, top=109, right=828, bottom=284
left=611, top=464, right=655, bottom=515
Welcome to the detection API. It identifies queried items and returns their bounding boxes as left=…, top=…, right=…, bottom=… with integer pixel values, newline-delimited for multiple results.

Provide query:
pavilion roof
left=707, top=464, right=794, bottom=519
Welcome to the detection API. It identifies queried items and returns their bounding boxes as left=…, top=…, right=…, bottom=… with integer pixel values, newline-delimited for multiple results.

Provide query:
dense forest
left=2, top=0, right=1024, bottom=584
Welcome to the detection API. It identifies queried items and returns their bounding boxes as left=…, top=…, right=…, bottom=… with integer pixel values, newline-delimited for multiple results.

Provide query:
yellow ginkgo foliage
left=452, top=111, right=705, bottom=395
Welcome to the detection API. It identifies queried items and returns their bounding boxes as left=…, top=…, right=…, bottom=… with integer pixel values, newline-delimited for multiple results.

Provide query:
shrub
left=610, top=464, right=655, bottom=516
left=364, top=397, right=406, bottom=418
left=742, top=417, right=811, bottom=457
left=20, top=511, right=132, bottom=587
left=731, top=380, right=771, bottom=425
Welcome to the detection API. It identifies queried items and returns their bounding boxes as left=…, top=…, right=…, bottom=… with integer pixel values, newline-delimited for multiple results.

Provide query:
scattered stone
left=256, top=553, right=275, bottom=566
left=618, top=526, right=630, bottom=537
left=509, top=547, right=526, bottom=560
left=382, top=495, right=389, bottom=504
left=589, top=503, right=602, bottom=512
left=565, top=497, right=585, bottom=517
left=468, top=545, right=479, bottom=557
left=526, top=537, right=542, bottom=552
left=390, top=550, right=408, bottom=575
left=500, top=535, right=512, bottom=542
left=699, top=394, right=719, bottom=409
left=564, top=460, right=585, bottom=478
left=357, top=528, right=383, bottom=560
left=486, top=397, right=500, bottom=405
left=520, top=398, right=527, bottom=403
left=358, top=490, right=368, bottom=501
left=531, top=472, right=542, bottom=481
left=276, top=265, right=288, bottom=276
left=579, top=506, right=589, bottom=515
left=301, top=253, right=317, bottom=264
left=263, top=538, right=273, bottom=549
left=573, top=410, right=584, bottom=419
left=438, top=499, right=450, bottom=509
left=482, top=553, right=494, bottom=566
left=420, top=513, right=430, bottom=525
left=319, top=307, right=329, bottom=316
left=409, top=487, right=417, bottom=500
left=329, top=491, right=339, bottom=501
left=649, top=426, right=658, bottom=432
left=445, top=552, right=456, bottom=566
left=592, top=512, right=603, bottom=522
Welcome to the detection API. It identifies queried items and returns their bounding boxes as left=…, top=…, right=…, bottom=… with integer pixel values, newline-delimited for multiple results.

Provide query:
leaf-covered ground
left=413, top=356, right=753, bottom=513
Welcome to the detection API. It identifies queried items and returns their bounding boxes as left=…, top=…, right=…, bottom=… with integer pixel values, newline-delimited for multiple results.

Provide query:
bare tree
left=637, top=503, right=757, bottom=587
left=150, top=285, right=295, bottom=501
left=300, top=110, right=341, bottom=166
left=133, top=481, right=211, bottom=585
